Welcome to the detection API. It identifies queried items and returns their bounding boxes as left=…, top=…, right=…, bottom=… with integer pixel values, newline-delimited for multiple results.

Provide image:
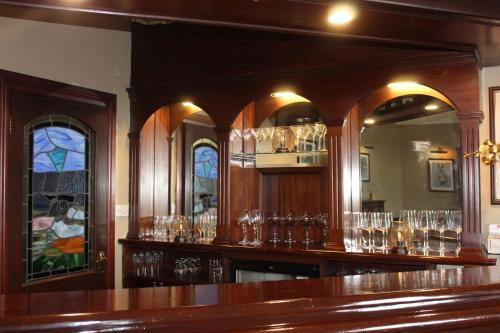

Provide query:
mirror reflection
left=139, top=105, right=217, bottom=229
left=360, top=95, right=461, bottom=214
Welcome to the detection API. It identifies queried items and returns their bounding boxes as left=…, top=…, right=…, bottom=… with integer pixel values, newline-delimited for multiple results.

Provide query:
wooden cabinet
left=362, top=200, right=385, bottom=212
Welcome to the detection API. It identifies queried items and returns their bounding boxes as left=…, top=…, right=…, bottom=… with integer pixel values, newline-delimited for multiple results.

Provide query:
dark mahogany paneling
left=5, top=0, right=500, bottom=65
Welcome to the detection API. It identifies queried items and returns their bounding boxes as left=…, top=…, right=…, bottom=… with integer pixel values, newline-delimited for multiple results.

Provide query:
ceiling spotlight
left=328, top=4, right=357, bottom=25
left=271, top=91, right=297, bottom=98
left=387, top=81, right=421, bottom=89
left=425, top=104, right=439, bottom=111
left=364, top=118, right=375, bottom=125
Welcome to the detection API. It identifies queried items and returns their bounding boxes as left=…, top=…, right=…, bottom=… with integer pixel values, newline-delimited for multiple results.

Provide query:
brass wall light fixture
left=464, top=140, right=500, bottom=165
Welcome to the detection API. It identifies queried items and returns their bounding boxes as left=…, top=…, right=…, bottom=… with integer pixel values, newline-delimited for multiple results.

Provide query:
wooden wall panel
left=153, top=107, right=170, bottom=216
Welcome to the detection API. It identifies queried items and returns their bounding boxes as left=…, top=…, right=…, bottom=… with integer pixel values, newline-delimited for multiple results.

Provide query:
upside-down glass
left=301, top=212, right=314, bottom=245
left=268, top=212, right=281, bottom=243
left=284, top=212, right=297, bottom=243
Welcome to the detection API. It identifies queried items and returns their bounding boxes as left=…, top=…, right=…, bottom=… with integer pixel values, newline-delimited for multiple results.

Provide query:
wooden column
left=214, top=127, right=232, bottom=244
left=324, top=123, right=346, bottom=251
left=127, top=131, right=141, bottom=239
left=457, top=111, right=483, bottom=255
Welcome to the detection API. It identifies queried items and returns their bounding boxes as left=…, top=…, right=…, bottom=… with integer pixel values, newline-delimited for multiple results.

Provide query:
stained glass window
left=192, top=139, right=218, bottom=217
left=23, top=115, right=93, bottom=283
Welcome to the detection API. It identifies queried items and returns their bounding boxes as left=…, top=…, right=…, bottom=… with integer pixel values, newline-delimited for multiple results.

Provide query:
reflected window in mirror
left=360, top=95, right=461, bottom=215
left=192, top=139, right=218, bottom=223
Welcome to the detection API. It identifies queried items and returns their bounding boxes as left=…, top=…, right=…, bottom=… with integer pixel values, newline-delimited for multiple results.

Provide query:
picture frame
left=428, top=159, right=454, bottom=192
left=490, top=87, right=500, bottom=204
left=360, top=153, right=370, bottom=182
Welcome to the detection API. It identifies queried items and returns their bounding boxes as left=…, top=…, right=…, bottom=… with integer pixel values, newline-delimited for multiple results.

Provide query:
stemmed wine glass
left=265, top=127, right=276, bottom=153
left=447, top=210, right=462, bottom=253
left=249, top=209, right=264, bottom=246
left=315, top=123, right=327, bottom=151
left=268, top=212, right=281, bottom=243
left=251, top=128, right=265, bottom=154
left=301, top=212, right=314, bottom=245
left=316, top=213, right=328, bottom=246
left=310, top=125, right=320, bottom=151
left=303, top=124, right=313, bottom=151
left=351, top=212, right=363, bottom=250
left=436, top=210, right=447, bottom=253
left=379, top=212, right=392, bottom=250
left=284, top=212, right=296, bottom=243
left=238, top=210, right=249, bottom=245
left=289, top=125, right=304, bottom=152
left=362, top=212, right=375, bottom=250
left=417, top=210, right=433, bottom=252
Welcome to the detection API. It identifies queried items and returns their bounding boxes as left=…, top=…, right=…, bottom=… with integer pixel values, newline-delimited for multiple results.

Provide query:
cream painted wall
left=0, top=16, right=131, bottom=288
left=480, top=66, right=500, bottom=247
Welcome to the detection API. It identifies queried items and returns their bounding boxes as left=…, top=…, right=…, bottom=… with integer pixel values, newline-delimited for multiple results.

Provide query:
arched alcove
left=343, top=83, right=482, bottom=253
left=138, top=102, right=216, bottom=229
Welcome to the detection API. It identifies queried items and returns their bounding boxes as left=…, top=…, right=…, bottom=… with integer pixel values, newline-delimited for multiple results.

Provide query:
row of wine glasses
left=230, top=123, right=327, bottom=153
left=197, top=212, right=217, bottom=243
left=174, top=257, right=201, bottom=281
left=237, top=209, right=265, bottom=246
left=132, top=251, right=165, bottom=278
left=348, top=210, right=462, bottom=253
left=146, top=215, right=193, bottom=242
left=401, top=209, right=462, bottom=253
left=351, top=212, right=393, bottom=250
left=238, top=210, right=329, bottom=246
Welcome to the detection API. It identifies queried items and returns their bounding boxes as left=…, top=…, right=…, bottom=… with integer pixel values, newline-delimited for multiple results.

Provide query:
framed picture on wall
left=428, top=159, right=454, bottom=192
left=360, top=153, right=370, bottom=182
left=490, top=87, right=500, bottom=204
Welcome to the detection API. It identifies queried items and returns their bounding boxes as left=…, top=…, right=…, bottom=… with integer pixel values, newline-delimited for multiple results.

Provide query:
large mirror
left=360, top=94, right=461, bottom=214
left=139, top=104, right=217, bottom=227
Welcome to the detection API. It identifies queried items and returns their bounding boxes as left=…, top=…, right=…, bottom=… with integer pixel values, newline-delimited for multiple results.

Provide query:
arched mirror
left=139, top=104, right=217, bottom=229
left=360, top=94, right=461, bottom=214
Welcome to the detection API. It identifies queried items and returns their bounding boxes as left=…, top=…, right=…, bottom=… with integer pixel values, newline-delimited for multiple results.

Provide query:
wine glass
left=303, top=124, right=313, bottom=151
left=265, top=127, right=276, bottom=153
left=237, top=210, right=249, bottom=245
left=361, top=212, right=375, bottom=250
left=249, top=209, right=263, bottom=246
left=289, top=125, right=304, bottom=152
left=379, top=212, right=392, bottom=250
left=316, top=213, right=328, bottom=246
left=436, top=210, right=447, bottom=253
left=268, top=212, right=281, bottom=243
left=351, top=212, right=363, bottom=250
left=447, top=210, right=462, bottom=253
left=311, top=124, right=320, bottom=151
left=284, top=212, right=297, bottom=243
left=315, top=123, right=327, bottom=151
left=301, top=212, right=314, bottom=245
left=251, top=128, right=265, bottom=153
left=417, top=210, right=432, bottom=252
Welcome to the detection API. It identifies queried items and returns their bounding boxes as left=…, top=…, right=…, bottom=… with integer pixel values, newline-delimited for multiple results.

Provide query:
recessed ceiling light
left=328, top=4, right=357, bottom=25
left=364, top=118, right=375, bottom=125
left=271, top=91, right=296, bottom=98
left=387, top=81, right=420, bottom=89
left=425, top=104, right=439, bottom=111
left=182, top=101, right=195, bottom=107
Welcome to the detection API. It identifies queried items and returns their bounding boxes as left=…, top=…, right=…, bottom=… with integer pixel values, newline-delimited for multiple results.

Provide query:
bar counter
left=2, top=265, right=500, bottom=332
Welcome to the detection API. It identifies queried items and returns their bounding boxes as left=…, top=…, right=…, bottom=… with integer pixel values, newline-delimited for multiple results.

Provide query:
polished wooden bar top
left=119, top=238, right=496, bottom=266
left=3, top=266, right=500, bottom=332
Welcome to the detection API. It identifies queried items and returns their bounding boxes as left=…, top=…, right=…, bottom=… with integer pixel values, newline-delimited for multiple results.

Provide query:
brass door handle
left=96, top=250, right=108, bottom=273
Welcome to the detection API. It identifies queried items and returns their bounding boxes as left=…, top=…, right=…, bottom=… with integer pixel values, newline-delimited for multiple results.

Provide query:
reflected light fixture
left=387, top=81, right=421, bottom=89
left=182, top=101, right=195, bottom=107
left=328, top=4, right=357, bottom=25
left=271, top=91, right=297, bottom=98
left=364, top=118, right=375, bottom=125
left=425, top=104, right=439, bottom=111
